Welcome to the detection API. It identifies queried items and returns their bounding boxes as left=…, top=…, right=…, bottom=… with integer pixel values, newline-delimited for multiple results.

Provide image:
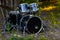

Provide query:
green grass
left=8, top=35, right=48, bottom=40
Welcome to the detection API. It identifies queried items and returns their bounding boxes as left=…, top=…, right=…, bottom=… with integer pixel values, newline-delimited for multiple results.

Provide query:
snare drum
left=19, top=3, right=29, bottom=13
left=29, top=3, right=39, bottom=12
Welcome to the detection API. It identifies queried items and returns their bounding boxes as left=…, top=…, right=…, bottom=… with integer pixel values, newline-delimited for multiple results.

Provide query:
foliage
left=19, top=0, right=37, bottom=3
left=6, top=22, right=11, bottom=31
left=38, top=36, right=48, bottom=40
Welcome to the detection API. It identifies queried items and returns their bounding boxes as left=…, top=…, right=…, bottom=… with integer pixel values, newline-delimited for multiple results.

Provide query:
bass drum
left=20, top=15, right=43, bottom=34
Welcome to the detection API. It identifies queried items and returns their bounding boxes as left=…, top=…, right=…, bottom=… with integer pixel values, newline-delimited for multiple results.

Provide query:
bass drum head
left=26, top=17, right=42, bottom=34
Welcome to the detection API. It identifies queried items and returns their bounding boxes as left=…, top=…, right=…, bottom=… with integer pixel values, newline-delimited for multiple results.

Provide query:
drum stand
left=22, top=26, right=26, bottom=37
left=16, top=12, right=18, bottom=32
left=34, top=33, right=40, bottom=40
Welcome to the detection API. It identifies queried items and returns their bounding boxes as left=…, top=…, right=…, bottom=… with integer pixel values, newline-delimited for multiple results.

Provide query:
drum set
left=5, top=3, right=43, bottom=34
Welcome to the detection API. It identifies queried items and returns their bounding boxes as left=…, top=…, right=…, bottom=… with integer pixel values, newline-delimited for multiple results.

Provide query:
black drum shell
left=20, top=15, right=43, bottom=34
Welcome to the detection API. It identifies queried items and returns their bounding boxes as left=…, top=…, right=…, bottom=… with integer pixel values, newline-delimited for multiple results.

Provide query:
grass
left=8, top=34, right=48, bottom=40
